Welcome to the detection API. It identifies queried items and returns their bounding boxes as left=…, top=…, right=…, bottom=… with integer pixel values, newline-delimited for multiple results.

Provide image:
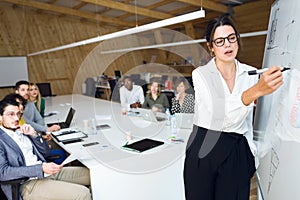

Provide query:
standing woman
left=184, top=15, right=283, bottom=200
left=29, top=83, right=45, bottom=117
left=142, top=80, right=169, bottom=110
left=171, top=78, right=194, bottom=114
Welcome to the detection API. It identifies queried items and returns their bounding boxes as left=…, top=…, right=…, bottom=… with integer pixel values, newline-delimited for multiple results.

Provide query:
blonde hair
left=29, top=83, right=42, bottom=112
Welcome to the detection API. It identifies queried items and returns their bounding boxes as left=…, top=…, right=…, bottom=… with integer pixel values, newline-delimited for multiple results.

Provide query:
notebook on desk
left=136, top=108, right=166, bottom=122
left=51, top=129, right=87, bottom=144
left=47, top=107, right=76, bottom=129
left=122, top=138, right=164, bottom=153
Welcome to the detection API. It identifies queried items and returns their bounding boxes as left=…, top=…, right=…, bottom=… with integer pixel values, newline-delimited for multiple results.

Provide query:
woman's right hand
left=256, top=66, right=283, bottom=96
left=242, top=66, right=284, bottom=106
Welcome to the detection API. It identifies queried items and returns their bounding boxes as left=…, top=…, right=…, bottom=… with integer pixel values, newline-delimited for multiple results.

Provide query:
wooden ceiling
left=1, top=0, right=271, bottom=34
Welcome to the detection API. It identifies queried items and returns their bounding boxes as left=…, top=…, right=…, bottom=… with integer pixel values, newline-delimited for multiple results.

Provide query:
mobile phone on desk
left=82, top=142, right=99, bottom=147
left=96, top=124, right=111, bottom=130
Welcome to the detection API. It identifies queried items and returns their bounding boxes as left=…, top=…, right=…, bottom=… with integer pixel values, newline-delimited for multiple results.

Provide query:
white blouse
left=192, top=59, right=258, bottom=155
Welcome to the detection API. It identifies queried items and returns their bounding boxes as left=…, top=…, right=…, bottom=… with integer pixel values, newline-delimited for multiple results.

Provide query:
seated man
left=15, top=80, right=60, bottom=133
left=0, top=98, right=91, bottom=200
left=120, top=76, right=145, bottom=110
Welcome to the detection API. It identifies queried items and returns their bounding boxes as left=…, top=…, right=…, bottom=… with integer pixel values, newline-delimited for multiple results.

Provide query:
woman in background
left=29, top=83, right=66, bottom=164
left=171, top=78, right=194, bottom=114
left=29, top=83, right=45, bottom=117
left=142, top=80, right=169, bottom=110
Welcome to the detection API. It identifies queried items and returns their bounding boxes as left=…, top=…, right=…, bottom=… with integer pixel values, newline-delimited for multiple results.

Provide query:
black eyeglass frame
left=212, top=33, right=238, bottom=47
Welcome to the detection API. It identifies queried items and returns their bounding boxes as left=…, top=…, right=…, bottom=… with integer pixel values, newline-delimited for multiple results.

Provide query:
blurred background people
left=120, top=76, right=144, bottom=110
left=171, top=78, right=194, bottom=114
left=2, top=93, right=66, bottom=164
left=142, top=80, right=169, bottom=111
left=0, top=98, right=91, bottom=200
left=15, top=80, right=60, bottom=133
left=29, top=82, right=45, bottom=118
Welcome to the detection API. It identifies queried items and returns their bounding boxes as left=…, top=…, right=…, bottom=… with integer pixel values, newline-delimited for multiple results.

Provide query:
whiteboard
left=0, top=57, right=28, bottom=87
left=253, top=0, right=300, bottom=199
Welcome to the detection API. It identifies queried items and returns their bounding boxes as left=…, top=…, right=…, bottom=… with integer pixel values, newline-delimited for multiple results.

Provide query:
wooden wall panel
left=238, top=35, right=267, bottom=68
left=0, top=2, right=272, bottom=99
left=0, top=4, right=117, bottom=98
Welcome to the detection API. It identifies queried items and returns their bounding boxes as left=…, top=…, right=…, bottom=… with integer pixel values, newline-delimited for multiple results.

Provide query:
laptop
left=136, top=108, right=166, bottom=122
left=47, top=107, right=76, bottom=129
left=175, top=113, right=194, bottom=129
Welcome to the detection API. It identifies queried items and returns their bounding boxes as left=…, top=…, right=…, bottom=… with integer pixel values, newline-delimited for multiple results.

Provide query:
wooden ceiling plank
left=153, top=30, right=167, bottom=61
left=117, top=0, right=174, bottom=22
left=175, top=0, right=228, bottom=13
left=146, top=0, right=174, bottom=9
left=2, top=0, right=136, bottom=27
left=80, top=0, right=173, bottom=19
left=184, top=22, right=196, bottom=39
left=234, top=0, right=274, bottom=14
left=169, top=5, right=196, bottom=15
left=72, top=2, right=87, bottom=10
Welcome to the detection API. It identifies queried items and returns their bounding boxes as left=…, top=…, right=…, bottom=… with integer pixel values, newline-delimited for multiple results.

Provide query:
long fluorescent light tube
left=28, top=9, right=205, bottom=56
left=100, top=30, right=268, bottom=54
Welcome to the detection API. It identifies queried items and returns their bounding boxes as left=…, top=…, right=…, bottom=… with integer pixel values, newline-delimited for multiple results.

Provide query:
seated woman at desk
left=171, top=78, right=194, bottom=114
left=142, top=80, right=169, bottom=111
left=29, top=83, right=45, bottom=118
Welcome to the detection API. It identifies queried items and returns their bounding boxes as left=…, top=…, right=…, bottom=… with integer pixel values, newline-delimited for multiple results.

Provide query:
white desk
left=44, top=94, right=191, bottom=200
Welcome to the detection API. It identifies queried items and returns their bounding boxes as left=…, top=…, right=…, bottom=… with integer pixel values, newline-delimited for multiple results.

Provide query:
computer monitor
left=114, top=70, right=122, bottom=79
left=36, top=82, right=52, bottom=97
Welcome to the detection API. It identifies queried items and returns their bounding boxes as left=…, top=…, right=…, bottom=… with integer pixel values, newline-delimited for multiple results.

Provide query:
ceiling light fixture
left=100, top=30, right=268, bottom=54
left=28, top=9, right=205, bottom=56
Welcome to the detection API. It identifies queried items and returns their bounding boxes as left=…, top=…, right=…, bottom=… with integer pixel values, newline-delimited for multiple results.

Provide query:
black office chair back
left=0, top=187, right=7, bottom=200
left=108, top=79, right=121, bottom=102
left=160, top=91, right=175, bottom=110
left=84, top=77, right=96, bottom=97
left=36, top=82, right=53, bottom=97
left=0, top=177, right=29, bottom=200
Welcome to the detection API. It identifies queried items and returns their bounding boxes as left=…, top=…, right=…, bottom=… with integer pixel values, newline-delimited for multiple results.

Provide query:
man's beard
left=3, top=122, right=19, bottom=131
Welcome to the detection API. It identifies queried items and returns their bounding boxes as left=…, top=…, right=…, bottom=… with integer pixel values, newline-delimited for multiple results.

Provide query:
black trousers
left=184, top=126, right=256, bottom=200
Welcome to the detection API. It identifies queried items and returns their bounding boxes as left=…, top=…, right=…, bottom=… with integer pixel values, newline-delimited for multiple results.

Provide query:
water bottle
left=165, top=108, right=171, bottom=126
left=170, top=114, right=177, bottom=137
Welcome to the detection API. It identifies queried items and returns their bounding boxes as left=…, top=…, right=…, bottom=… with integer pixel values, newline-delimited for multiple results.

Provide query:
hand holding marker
left=248, top=66, right=290, bottom=75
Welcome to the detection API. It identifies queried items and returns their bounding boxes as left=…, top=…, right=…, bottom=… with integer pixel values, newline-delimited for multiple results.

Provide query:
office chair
left=36, top=83, right=53, bottom=97
left=84, top=77, right=96, bottom=97
left=108, top=79, right=121, bottom=102
left=130, top=74, right=148, bottom=96
left=0, top=177, right=29, bottom=200
left=160, top=90, right=175, bottom=110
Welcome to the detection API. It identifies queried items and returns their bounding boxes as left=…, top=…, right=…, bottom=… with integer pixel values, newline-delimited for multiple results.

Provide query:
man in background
left=120, top=76, right=145, bottom=110
left=15, top=80, right=60, bottom=133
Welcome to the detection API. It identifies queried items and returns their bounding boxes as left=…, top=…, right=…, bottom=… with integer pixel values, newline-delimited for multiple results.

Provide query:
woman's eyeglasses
left=212, top=33, right=238, bottom=47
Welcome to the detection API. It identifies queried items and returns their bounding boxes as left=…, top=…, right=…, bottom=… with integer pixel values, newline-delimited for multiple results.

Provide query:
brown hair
left=174, top=78, right=189, bottom=90
left=147, top=80, right=161, bottom=96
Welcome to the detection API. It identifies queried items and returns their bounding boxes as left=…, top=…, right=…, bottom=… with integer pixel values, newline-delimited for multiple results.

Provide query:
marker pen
left=248, top=66, right=290, bottom=75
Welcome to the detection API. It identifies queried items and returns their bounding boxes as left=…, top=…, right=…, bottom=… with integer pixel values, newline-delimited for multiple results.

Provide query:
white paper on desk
left=56, top=132, right=86, bottom=141
left=95, top=114, right=112, bottom=120
left=61, top=154, right=77, bottom=166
